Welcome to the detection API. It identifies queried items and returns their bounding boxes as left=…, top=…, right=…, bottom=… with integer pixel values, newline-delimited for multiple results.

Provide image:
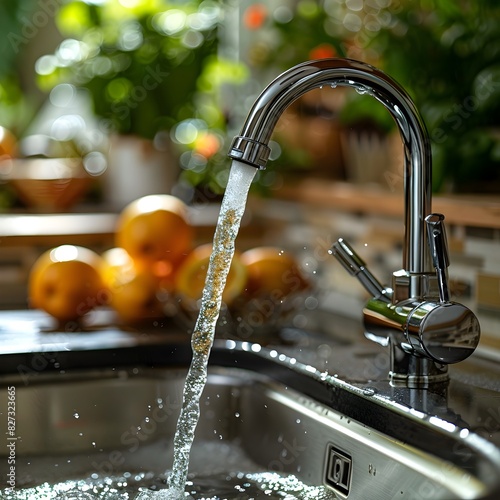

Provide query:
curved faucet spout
left=228, top=58, right=433, bottom=298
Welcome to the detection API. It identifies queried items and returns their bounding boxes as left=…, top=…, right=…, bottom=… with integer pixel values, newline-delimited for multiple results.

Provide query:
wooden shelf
left=275, top=180, right=500, bottom=229
left=0, top=213, right=118, bottom=247
left=1, top=182, right=499, bottom=249
left=0, top=204, right=247, bottom=248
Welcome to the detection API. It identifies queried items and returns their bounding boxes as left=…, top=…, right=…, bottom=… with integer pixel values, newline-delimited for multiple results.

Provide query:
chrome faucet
left=228, top=58, right=480, bottom=387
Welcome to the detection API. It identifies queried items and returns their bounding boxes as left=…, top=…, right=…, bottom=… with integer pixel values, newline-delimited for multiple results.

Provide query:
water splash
left=149, top=161, right=256, bottom=499
left=2, top=470, right=336, bottom=499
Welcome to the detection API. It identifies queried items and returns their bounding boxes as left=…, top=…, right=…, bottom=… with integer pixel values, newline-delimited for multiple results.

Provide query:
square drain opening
left=325, top=444, right=352, bottom=496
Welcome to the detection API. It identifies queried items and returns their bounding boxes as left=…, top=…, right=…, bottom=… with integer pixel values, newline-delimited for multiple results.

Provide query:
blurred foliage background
left=36, top=0, right=223, bottom=139
left=1, top=0, right=500, bottom=202
left=240, top=0, right=500, bottom=192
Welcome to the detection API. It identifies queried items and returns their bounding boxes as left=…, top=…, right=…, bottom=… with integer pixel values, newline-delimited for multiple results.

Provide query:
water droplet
left=73, top=412, right=79, bottom=419
left=363, top=387, right=377, bottom=396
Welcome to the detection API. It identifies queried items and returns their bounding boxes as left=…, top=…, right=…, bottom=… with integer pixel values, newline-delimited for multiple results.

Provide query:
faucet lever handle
left=425, top=213, right=450, bottom=302
left=330, top=238, right=391, bottom=302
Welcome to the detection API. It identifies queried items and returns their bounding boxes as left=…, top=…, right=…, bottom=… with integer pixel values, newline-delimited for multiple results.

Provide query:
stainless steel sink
left=1, top=310, right=500, bottom=498
left=2, top=333, right=500, bottom=499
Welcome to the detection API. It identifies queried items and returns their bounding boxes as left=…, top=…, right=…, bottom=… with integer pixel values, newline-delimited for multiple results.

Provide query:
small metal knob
left=425, top=213, right=450, bottom=302
left=330, top=239, right=392, bottom=302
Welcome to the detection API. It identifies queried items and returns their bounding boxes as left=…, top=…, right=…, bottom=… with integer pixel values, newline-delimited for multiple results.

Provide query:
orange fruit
left=100, top=247, right=136, bottom=289
left=174, top=243, right=247, bottom=307
left=100, top=247, right=164, bottom=324
left=0, top=126, right=17, bottom=160
left=115, top=194, right=194, bottom=281
left=240, top=247, right=309, bottom=298
left=29, top=245, right=106, bottom=325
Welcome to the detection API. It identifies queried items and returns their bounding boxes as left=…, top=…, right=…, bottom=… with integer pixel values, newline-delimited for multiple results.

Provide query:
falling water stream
left=138, top=160, right=258, bottom=499
left=136, top=161, right=333, bottom=499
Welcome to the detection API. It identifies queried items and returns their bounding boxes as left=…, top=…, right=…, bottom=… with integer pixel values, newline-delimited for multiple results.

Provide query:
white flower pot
left=102, top=134, right=179, bottom=210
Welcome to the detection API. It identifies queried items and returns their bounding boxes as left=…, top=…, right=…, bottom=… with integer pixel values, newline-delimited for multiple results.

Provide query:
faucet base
left=390, top=347, right=449, bottom=388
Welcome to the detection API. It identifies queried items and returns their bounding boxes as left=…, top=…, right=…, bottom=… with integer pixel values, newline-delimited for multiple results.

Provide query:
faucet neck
left=229, top=58, right=433, bottom=295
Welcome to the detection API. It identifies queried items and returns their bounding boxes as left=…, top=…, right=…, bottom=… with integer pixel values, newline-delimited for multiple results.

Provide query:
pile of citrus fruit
left=28, top=194, right=310, bottom=328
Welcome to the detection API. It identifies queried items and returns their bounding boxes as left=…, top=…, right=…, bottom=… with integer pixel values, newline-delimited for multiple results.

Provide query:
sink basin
left=1, top=311, right=500, bottom=498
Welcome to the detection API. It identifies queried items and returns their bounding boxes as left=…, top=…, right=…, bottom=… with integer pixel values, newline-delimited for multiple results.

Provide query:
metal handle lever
left=425, top=213, right=450, bottom=303
left=330, top=238, right=392, bottom=302
left=332, top=231, right=480, bottom=384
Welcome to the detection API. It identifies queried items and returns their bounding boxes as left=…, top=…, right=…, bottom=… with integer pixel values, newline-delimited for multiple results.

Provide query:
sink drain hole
left=325, top=444, right=351, bottom=496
